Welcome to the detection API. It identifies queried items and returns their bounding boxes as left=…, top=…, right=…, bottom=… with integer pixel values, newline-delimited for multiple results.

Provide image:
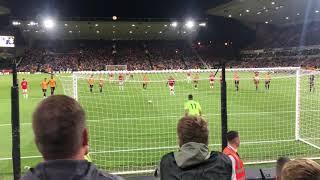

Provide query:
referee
left=184, top=94, right=202, bottom=116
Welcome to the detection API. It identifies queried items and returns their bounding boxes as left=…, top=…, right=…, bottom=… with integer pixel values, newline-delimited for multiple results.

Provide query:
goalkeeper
left=184, top=94, right=202, bottom=116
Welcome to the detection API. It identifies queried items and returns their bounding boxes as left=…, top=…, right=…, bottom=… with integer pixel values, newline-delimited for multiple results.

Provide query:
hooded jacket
left=156, top=142, right=232, bottom=180
left=20, top=160, right=124, bottom=180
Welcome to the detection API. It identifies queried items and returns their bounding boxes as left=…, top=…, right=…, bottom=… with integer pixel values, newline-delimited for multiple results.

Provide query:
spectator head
left=177, top=116, right=208, bottom=147
left=281, top=159, right=320, bottom=180
left=32, top=95, right=88, bottom=160
left=226, top=131, right=240, bottom=148
left=276, top=157, right=290, bottom=180
left=188, top=94, right=193, bottom=100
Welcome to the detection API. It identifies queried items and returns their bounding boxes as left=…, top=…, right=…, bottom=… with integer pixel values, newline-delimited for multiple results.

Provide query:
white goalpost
left=58, top=67, right=320, bottom=174
left=297, top=69, right=320, bottom=152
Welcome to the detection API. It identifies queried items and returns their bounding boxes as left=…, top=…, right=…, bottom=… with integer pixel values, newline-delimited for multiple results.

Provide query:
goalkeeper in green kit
left=184, top=94, right=202, bottom=116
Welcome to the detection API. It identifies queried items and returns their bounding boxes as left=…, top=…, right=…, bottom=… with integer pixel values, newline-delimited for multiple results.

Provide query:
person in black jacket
left=155, top=116, right=232, bottom=180
left=21, top=95, right=123, bottom=180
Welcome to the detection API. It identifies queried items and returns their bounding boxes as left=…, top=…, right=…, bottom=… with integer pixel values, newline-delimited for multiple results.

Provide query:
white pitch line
left=0, top=97, right=43, bottom=101
left=85, top=110, right=299, bottom=122
left=75, top=139, right=296, bottom=155
left=0, top=139, right=298, bottom=161
left=1, top=110, right=319, bottom=127
left=0, top=122, right=32, bottom=127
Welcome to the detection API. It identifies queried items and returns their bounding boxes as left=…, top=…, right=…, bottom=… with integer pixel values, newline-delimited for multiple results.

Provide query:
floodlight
left=171, top=22, right=178, bottom=27
left=199, top=22, right=206, bottom=27
left=12, top=21, right=21, bottom=26
left=43, top=18, right=55, bottom=29
left=28, top=21, right=38, bottom=26
left=185, top=20, right=195, bottom=29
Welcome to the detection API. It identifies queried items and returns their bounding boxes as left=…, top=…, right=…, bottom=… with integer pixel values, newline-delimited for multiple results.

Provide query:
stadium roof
left=0, top=0, right=10, bottom=15
left=13, top=18, right=207, bottom=40
left=207, top=0, right=320, bottom=26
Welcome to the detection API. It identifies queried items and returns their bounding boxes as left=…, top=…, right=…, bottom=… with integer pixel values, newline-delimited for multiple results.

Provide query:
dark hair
left=276, top=157, right=290, bottom=177
left=188, top=94, right=193, bottom=100
left=226, top=131, right=239, bottom=142
left=281, top=159, right=320, bottom=180
left=32, top=95, right=86, bottom=160
left=177, top=116, right=208, bottom=147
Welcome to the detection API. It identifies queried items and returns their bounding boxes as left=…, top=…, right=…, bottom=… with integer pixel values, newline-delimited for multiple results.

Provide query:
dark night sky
left=6, top=0, right=228, bottom=18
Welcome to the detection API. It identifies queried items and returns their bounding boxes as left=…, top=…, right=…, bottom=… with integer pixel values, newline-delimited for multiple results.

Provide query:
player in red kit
left=21, top=78, right=28, bottom=99
left=118, top=74, right=125, bottom=90
left=167, top=76, right=175, bottom=95
left=209, top=73, right=215, bottom=89
left=109, top=73, right=114, bottom=84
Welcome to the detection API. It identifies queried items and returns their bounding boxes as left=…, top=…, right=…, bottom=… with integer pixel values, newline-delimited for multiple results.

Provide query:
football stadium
left=1, top=0, right=320, bottom=179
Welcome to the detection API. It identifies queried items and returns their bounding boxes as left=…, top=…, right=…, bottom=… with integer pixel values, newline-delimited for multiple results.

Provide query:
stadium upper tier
left=15, top=40, right=319, bottom=72
left=11, top=18, right=206, bottom=40
left=208, top=0, right=320, bottom=26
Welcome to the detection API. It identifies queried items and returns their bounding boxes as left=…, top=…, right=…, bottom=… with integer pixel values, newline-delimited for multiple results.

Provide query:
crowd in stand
left=16, top=40, right=320, bottom=72
left=239, top=47, right=320, bottom=68
left=249, top=21, right=320, bottom=49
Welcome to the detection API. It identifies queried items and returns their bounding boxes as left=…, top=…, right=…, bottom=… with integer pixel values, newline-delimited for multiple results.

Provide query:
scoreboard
left=0, top=36, right=14, bottom=47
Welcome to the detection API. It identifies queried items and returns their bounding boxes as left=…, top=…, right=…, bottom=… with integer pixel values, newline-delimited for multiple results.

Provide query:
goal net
left=58, top=67, right=320, bottom=174
left=298, top=69, right=320, bottom=154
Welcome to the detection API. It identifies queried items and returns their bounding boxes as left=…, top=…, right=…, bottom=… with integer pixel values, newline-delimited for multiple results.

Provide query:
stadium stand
left=16, top=40, right=320, bottom=73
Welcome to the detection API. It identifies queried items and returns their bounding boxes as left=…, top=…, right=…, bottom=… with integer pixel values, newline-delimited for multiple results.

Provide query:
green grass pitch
left=0, top=71, right=319, bottom=178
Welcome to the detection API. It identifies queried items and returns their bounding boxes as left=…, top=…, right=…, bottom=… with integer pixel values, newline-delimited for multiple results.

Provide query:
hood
left=21, top=160, right=120, bottom=180
left=174, top=142, right=210, bottom=168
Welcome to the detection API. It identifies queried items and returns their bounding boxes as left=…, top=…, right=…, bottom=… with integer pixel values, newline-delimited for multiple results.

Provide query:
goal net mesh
left=299, top=69, right=320, bottom=153
left=58, top=67, right=320, bottom=174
